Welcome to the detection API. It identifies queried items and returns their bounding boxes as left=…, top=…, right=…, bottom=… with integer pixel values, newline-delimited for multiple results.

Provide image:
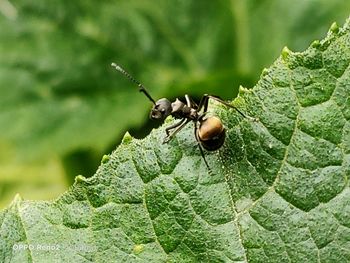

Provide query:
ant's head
left=150, top=98, right=172, bottom=120
left=112, top=63, right=173, bottom=121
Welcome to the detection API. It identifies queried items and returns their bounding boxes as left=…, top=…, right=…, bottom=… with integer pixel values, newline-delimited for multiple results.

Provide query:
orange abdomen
left=198, top=116, right=226, bottom=151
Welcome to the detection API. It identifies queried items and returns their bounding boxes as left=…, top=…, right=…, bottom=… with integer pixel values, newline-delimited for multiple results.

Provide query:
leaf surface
left=1, top=0, right=350, bottom=208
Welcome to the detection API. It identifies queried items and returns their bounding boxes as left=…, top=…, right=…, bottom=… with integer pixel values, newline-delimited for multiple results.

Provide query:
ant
left=111, top=63, right=250, bottom=169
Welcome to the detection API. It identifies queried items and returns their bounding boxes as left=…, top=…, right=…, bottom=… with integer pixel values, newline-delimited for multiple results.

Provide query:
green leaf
left=1, top=16, right=350, bottom=263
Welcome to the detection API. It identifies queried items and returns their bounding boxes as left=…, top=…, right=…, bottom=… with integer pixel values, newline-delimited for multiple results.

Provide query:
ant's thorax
left=171, top=98, right=198, bottom=120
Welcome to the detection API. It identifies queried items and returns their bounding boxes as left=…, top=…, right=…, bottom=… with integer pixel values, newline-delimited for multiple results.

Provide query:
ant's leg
left=198, top=94, right=249, bottom=118
left=185, top=95, right=191, bottom=107
left=197, top=94, right=210, bottom=113
left=206, top=95, right=247, bottom=118
left=165, top=118, right=186, bottom=136
left=163, top=119, right=190, bottom=144
left=194, top=123, right=211, bottom=170
left=185, top=94, right=198, bottom=109
left=198, top=143, right=210, bottom=171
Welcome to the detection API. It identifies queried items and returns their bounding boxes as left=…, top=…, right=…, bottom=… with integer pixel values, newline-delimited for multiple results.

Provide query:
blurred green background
left=0, top=0, right=349, bottom=208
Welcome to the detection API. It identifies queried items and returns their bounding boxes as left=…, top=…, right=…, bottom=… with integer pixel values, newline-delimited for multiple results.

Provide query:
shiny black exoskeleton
left=111, top=63, right=247, bottom=169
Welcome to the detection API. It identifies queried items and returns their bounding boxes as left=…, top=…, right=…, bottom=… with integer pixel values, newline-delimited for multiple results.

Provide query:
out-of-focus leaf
left=1, top=0, right=350, bottom=158
left=0, top=157, right=66, bottom=208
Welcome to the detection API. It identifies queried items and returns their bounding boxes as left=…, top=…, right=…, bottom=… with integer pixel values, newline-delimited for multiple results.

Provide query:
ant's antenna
left=111, top=63, right=156, bottom=105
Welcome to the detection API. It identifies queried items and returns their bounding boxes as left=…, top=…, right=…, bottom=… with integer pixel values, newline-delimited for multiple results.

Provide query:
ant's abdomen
left=198, top=116, right=225, bottom=151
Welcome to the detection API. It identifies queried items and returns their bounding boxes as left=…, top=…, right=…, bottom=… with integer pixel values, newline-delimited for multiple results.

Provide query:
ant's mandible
left=111, top=63, right=248, bottom=169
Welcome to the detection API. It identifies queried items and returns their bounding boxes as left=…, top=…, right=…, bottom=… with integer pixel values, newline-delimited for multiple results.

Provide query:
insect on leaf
left=1, top=18, right=350, bottom=263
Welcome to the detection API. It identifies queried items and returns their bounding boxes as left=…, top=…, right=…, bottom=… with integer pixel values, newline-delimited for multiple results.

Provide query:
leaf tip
left=101, top=154, right=110, bottom=164
left=330, top=22, right=340, bottom=33
left=238, top=85, right=250, bottom=94
left=122, top=131, right=133, bottom=144
left=261, top=67, right=269, bottom=77
left=13, top=193, right=23, bottom=203
left=8, top=194, right=23, bottom=208
left=311, top=39, right=321, bottom=48
left=281, top=46, right=292, bottom=60
left=74, top=174, right=88, bottom=184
